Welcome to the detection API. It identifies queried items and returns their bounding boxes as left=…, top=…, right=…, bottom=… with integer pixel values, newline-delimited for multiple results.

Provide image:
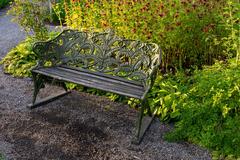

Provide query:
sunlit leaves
left=162, top=60, right=240, bottom=158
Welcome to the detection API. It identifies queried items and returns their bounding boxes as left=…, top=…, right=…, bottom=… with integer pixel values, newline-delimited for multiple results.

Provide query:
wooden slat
left=51, top=69, right=143, bottom=98
left=41, top=67, right=142, bottom=92
left=60, top=65, right=144, bottom=86
left=32, top=67, right=145, bottom=99
left=57, top=66, right=144, bottom=90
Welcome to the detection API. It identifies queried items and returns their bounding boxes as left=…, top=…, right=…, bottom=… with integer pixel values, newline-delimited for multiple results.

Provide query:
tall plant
left=219, top=0, right=239, bottom=65
left=8, top=0, right=49, bottom=40
left=63, top=0, right=228, bottom=69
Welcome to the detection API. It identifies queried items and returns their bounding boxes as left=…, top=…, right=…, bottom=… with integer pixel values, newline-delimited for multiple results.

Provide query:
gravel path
left=0, top=8, right=212, bottom=160
left=0, top=7, right=26, bottom=59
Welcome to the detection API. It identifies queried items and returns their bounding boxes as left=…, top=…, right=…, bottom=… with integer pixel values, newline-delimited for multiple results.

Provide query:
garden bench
left=28, top=29, right=162, bottom=144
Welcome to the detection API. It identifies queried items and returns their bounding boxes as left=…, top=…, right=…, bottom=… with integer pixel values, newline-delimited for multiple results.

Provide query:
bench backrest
left=33, top=29, right=162, bottom=86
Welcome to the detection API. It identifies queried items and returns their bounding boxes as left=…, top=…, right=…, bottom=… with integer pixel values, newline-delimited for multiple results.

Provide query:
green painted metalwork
left=33, top=29, right=162, bottom=89
left=30, top=29, right=162, bottom=144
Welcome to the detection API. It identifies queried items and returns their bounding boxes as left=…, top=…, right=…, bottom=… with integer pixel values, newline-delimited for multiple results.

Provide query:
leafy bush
left=0, top=38, right=37, bottom=77
left=154, top=60, right=240, bottom=158
left=146, top=75, right=184, bottom=122
left=0, top=153, right=4, bottom=160
left=8, top=0, right=49, bottom=40
left=8, top=0, right=238, bottom=69
left=219, top=0, right=240, bottom=64
left=51, top=0, right=67, bottom=25
left=0, top=30, right=59, bottom=77
left=0, top=0, right=11, bottom=9
left=63, top=0, right=230, bottom=69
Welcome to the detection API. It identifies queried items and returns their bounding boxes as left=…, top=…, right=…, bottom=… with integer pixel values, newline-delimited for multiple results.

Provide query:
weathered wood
left=32, top=67, right=144, bottom=99
left=60, top=65, right=143, bottom=87
left=58, top=66, right=144, bottom=89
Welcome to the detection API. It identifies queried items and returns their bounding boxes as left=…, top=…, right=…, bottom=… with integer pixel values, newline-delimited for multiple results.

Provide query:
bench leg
left=27, top=73, right=70, bottom=109
left=132, top=99, right=155, bottom=144
left=27, top=91, right=71, bottom=109
left=32, top=72, right=44, bottom=104
left=60, top=82, right=68, bottom=92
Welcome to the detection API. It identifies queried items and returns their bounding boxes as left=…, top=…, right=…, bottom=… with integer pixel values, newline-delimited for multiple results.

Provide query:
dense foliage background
left=161, top=60, right=240, bottom=158
left=1, top=0, right=239, bottom=159
left=62, top=0, right=239, bottom=69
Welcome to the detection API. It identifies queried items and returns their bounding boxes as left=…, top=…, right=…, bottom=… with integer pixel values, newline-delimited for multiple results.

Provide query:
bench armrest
left=32, top=40, right=62, bottom=68
left=149, top=47, right=162, bottom=84
left=32, top=30, right=76, bottom=68
left=142, top=47, right=162, bottom=99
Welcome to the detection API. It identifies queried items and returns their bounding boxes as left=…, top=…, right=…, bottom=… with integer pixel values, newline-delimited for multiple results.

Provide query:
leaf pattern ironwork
left=33, top=29, right=162, bottom=87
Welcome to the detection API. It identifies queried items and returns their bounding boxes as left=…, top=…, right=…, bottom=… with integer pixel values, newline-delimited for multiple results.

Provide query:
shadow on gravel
left=0, top=90, right=211, bottom=160
left=0, top=91, right=137, bottom=159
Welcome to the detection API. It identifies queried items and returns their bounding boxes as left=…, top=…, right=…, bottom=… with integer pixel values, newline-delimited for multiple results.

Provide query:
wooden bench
left=28, top=29, right=162, bottom=144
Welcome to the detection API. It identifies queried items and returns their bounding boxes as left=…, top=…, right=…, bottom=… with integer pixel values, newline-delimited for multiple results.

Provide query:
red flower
left=159, top=3, right=164, bottom=9
left=174, top=12, right=179, bottom=18
left=185, top=8, right=191, bottom=13
left=71, top=0, right=79, bottom=3
left=159, top=12, right=165, bottom=18
left=176, top=21, right=182, bottom=26
left=192, top=3, right=197, bottom=9
left=181, top=0, right=187, bottom=5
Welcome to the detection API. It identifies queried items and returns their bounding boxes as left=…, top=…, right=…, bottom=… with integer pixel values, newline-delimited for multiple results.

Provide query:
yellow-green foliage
left=0, top=38, right=37, bottom=77
left=63, top=0, right=230, bottom=68
left=0, top=31, right=59, bottom=77
left=220, top=1, right=240, bottom=64
left=8, top=0, right=49, bottom=40
left=158, top=59, right=240, bottom=158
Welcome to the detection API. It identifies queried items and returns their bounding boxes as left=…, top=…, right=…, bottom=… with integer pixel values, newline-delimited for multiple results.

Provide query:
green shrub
left=0, top=31, right=59, bottom=77
left=0, top=0, right=11, bottom=9
left=0, top=153, right=4, bottom=160
left=8, top=0, right=49, bottom=40
left=63, top=0, right=230, bottom=69
left=51, top=0, right=68, bottom=25
left=219, top=0, right=240, bottom=64
left=0, top=38, right=37, bottom=77
left=156, top=59, right=240, bottom=159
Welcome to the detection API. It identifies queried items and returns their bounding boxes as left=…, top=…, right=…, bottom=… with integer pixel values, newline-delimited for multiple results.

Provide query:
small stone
left=0, top=85, right=4, bottom=90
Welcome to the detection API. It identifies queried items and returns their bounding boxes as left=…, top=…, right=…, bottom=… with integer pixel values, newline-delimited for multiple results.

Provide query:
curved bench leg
left=32, top=72, right=45, bottom=104
left=60, top=82, right=68, bottom=92
left=27, top=73, right=70, bottom=109
left=133, top=98, right=155, bottom=144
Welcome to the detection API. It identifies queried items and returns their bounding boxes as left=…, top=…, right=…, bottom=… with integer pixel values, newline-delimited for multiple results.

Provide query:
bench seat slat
left=60, top=65, right=143, bottom=87
left=32, top=67, right=145, bottom=99
left=57, top=66, right=144, bottom=90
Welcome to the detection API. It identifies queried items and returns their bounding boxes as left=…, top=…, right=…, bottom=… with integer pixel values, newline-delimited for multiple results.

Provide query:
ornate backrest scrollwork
left=33, top=29, right=162, bottom=86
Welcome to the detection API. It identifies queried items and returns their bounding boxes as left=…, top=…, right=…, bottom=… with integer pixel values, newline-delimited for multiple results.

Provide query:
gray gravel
left=0, top=7, right=26, bottom=60
left=0, top=7, right=212, bottom=160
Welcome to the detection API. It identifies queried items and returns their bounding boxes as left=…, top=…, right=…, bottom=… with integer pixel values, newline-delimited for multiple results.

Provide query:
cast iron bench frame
left=28, top=29, right=162, bottom=144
